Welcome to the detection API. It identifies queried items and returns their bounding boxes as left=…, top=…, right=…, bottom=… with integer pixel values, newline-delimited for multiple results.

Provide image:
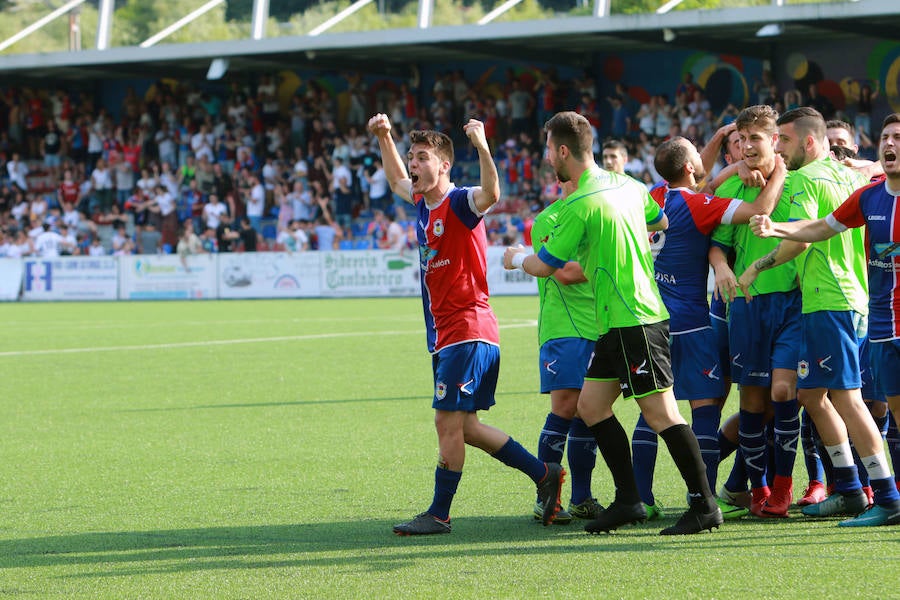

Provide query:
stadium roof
left=0, top=0, right=897, bottom=85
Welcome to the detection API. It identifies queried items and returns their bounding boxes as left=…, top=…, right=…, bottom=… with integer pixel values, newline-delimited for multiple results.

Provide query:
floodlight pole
left=309, top=0, right=375, bottom=36
left=478, top=0, right=523, bottom=25
left=251, top=0, right=270, bottom=40
left=418, top=0, right=434, bottom=29
left=594, top=0, right=609, bottom=17
left=96, top=0, right=113, bottom=50
left=140, top=0, right=226, bottom=48
left=0, top=0, right=86, bottom=53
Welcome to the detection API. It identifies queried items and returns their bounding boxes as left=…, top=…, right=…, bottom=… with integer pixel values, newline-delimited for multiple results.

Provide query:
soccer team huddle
left=366, top=103, right=900, bottom=537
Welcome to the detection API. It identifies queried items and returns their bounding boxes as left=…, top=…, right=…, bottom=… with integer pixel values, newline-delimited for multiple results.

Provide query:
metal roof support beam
left=657, top=0, right=686, bottom=14
left=594, top=0, right=609, bottom=18
left=140, top=0, right=226, bottom=48
left=478, top=0, right=523, bottom=25
left=309, top=0, right=374, bottom=36
left=96, top=0, right=113, bottom=50
left=251, top=0, right=269, bottom=40
left=418, top=0, right=434, bottom=29
left=0, top=0, right=86, bottom=53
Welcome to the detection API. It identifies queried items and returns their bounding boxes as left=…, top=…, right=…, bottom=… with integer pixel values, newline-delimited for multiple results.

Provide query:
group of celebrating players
left=365, top=101, right=900, bottom=537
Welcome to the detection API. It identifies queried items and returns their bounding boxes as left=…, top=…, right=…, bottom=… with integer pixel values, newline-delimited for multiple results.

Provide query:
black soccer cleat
left=536, top=463, right=566, bottom=526
left=584, top=500, right=647, bottom=534
left=659, top=505, right=724, bottom=535
left=393, top=512, right=451, bottom=536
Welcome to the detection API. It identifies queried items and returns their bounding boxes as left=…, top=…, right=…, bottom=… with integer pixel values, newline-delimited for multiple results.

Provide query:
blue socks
left=691, top=404, right=721, bottom=492
left=631, top=413, right=659, bottom=505
left=568, top=417, right=598, bottom=505
left=537, top=412, right=569, bottom=465
left=492, top=437, right=547, bottom=483
left=428, top=466, right=461, bottom=521
left=739, top=410, right=767, bottom=489
left=800, top=409, right=825, bottom=483
left=772, top=399, right=800, bottom=478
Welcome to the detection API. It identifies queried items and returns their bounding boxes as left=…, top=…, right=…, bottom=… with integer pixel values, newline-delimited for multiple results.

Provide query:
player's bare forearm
left=767, top=218, right=837, bottom=243
left=753, top=239, right=806, bottom=273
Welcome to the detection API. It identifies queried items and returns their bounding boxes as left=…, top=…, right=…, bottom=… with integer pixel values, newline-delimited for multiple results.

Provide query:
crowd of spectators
left=0, top=66, right=879, bottom=258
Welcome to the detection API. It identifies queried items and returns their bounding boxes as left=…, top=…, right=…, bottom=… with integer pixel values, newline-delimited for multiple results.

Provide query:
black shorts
left=585, top=321, right=674, bottom=399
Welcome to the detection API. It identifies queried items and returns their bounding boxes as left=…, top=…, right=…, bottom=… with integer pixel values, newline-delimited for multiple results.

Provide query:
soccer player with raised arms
left=747, top=111, right=900, bottom=527
left=505, top=111, right=723, bottom=535
left=367, top=113, right=565, bottom=536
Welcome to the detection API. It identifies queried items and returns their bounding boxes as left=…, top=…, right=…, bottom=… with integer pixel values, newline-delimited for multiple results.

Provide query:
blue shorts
left=797, top=311, right=861, bottom=390
left=538, top=337, right=594, bottom=393
left=710, top=313, right=731, bottom=379
left=859, top=334, right=886, bottom=402
left=671, top=328, right=726, bottom=401
left=869, top=339, right=900, bottom=398
left=728, top=291, right=801, bottom=387
left=432, top=341, right=500, bottom=411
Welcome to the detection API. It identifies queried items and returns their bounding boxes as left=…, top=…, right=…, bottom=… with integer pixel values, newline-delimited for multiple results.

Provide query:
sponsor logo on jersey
left=655, top=271, right=677, bottom=285
left=867, top=215, right=886, bottom=221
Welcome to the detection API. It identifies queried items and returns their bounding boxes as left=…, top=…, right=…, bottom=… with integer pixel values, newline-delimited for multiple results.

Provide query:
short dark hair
left=830, top=145, right=858, bottom=161
left=826, top=119, right=854, bottom=136
left=654, top=137, right=691, bottom=183
left=602, top=139, right=628, bottom=156
left=408, top=130, right=455, bottom=165
left=735, top=104, right=778, bottom=135
left=543, top=111, right=594, bottom=161
left=882, top=113, right=900, bottom=130
left=776, top=106, right=826, bottom=143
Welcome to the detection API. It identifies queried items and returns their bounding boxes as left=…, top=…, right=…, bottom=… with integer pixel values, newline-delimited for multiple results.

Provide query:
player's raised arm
left=749, top=214, right=839, bottom=243
left=464, top=119, right=500, bottom=213
left=367, top=113, right=413, bottom=203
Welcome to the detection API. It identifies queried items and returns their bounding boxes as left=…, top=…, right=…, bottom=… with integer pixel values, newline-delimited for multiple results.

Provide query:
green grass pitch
left=0, top=297, right=896, bottom=598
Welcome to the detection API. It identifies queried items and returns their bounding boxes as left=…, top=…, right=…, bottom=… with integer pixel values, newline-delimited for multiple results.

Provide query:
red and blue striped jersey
left=828, top=179, right=900, bottom=341
left=650, top=185, right=742, bottom=334
left=415, top=185, right=499, bottom=353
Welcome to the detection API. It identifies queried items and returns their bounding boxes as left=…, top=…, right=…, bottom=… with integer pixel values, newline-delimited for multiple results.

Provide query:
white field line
left=0, top=321, right=537, bottom=357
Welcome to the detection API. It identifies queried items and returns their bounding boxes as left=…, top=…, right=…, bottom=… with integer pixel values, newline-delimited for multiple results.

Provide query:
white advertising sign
left=319, top=250, right=420, bottom=297
left=21, top=256, right=118, bottom=301
left=485, top=246, right=537, bottom=296
left=0, top=258, right=23, bottom=301
left=218, top=252, right=322, bottom=298
left=119, top=254, right=217, bottom=300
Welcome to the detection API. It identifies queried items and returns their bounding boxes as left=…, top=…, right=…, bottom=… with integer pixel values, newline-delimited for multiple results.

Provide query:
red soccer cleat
left=750, top=485, right=771, bottom=517
left=797, top=480, right=827, bottom=507
left=759, top=475, right=792, bottom=518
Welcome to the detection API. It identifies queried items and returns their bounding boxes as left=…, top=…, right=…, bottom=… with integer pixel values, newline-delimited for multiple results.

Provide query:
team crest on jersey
left=797, top=360, right=809, bottom=379
left=433, top=219, right=444, bottom=237
left=435, top=381, right=447, bottom=399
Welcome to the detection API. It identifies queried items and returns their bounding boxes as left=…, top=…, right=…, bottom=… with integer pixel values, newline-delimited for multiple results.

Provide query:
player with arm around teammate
left=505, top=111, right=723, bottom=535
left=368, top=113, right=565, bottom=535
left=631, top=136, right=784, bottom=521
left=747, top=112, right=900, bottom=526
